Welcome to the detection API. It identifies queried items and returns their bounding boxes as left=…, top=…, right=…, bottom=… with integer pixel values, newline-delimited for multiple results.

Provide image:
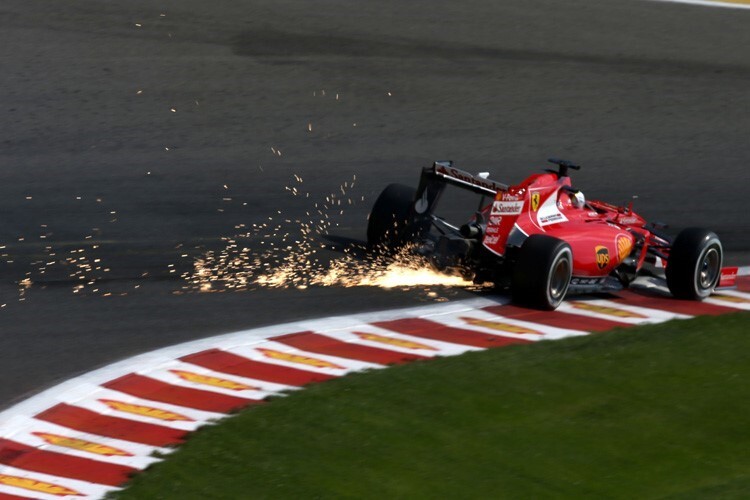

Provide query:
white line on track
left=649, top=0, right=750, bottom=9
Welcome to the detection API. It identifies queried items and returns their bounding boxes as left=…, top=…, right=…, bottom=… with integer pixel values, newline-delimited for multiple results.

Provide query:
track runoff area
left=0, top=270, right=746, bottom=499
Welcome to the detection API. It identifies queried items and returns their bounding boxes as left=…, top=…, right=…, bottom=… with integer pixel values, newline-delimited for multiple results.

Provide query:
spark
left=183, top=175, right=481, bottom=298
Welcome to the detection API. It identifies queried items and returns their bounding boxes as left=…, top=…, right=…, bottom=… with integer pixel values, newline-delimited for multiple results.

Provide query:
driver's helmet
left=571, top=190, right=586, bottom=209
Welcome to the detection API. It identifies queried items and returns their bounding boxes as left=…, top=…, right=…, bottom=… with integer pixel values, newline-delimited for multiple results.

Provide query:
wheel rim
left=698, top=246, right=720, bottom=290
left=549, top=253, right=571, bottom=301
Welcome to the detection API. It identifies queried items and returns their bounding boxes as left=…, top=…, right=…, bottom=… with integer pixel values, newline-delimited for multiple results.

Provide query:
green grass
left=115, top=312, right=750, bottom=499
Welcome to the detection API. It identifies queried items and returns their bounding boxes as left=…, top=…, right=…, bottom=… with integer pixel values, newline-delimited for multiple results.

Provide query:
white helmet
left=571, top=190, right=586, bottom=209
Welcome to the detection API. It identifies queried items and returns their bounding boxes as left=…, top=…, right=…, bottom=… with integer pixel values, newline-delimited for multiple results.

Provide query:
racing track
left=1, top=0, right=749, bottom=412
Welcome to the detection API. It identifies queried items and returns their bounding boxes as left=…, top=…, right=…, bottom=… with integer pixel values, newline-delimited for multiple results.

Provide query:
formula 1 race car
left=367, top=159, right=726, bottom=310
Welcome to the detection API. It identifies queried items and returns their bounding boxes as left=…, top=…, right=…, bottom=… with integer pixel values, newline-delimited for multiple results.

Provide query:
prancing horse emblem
left=531, top=192, right=540, bottom=212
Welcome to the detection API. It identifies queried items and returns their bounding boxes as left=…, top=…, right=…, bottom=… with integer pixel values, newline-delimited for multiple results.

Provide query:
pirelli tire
left=366, top=183, right=416, bottom=252
left=666, top=227, right=723, bottom=300
left=511, top=235, right=572, bottom=310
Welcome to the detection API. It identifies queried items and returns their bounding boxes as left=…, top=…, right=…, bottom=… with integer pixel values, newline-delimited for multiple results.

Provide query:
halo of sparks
left=4, top=175, right=483, bottom=305
left=183, top=174, right=482, bottom=296
left=3, top=88, right=488, bottom=304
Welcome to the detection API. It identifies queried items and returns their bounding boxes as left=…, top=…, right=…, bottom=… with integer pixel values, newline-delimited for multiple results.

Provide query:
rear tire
left=366, top=183, right=416, bottom=251
left=511, top=235, right=572, bottom=310
left=666, top=228, right=722, bottom=300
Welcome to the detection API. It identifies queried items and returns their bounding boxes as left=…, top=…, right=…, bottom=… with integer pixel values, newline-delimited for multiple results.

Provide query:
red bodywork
left=481, top=171, right=659, bottom=278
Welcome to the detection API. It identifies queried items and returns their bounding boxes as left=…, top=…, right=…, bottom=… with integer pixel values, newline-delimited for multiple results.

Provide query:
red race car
left=367, top=159, right=728, bottom=310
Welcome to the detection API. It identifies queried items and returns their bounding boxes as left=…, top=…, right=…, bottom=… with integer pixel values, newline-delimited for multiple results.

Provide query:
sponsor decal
left=531, top=192, right=541, bottom=212
left=538, top=212, right=565, bottom=226
left=484, top=235, right=500, bottom=245
left=711, top=294, right=749, bottom=304
left=355, top=332, right=437, bottom=351
left=571, top=302, right=648, bottom=318
left=536, top=191, right=569, bottom=226
left=501, top=192, right=522, bottom=202
left=718, top=267, right=738, bottom=288
left=169, top=370, right=258, bottom=391
left=0, top=474, right=83, bottom=497
left=99, top=399, right=194, bottom=422
left=595, top=245, right=610, bottom=270
left=32, top=432, right=133, bottom=457
left=570, top=277, right=603, bottom=286
left=257, top=348, right=345, bottom=370
left=616, top=235, right=632, bottom=262
left=461, top=317, right=542, bottom=335
left=485, top=225, right=499, bottom=235
left=619, top=216, right=639, bottom=225
left=434, top=165, right=503, bottom=192
left=491, top=200, right=524, bottom=215
left=489, top=216, right=502, bottom=225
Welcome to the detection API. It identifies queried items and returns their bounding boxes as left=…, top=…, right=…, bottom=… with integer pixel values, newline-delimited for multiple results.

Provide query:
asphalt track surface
left=1, top=0, right=749, bottom=410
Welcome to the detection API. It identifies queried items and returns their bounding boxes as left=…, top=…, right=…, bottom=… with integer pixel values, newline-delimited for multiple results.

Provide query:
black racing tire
left=366, top=183, right=416, bottom=251
left=511, top=235, right=572, bottom=310
left=666, top=227, right=723, bottom=300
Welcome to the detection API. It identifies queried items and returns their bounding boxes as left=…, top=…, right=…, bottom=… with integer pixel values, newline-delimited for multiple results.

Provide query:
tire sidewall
left=691, top=237, right=722, bottom=298
left=545, top=245, right=573, bottom=309
left=666, top=228, right=723, bottom=300
left=511, top=235, right=572, bottom=310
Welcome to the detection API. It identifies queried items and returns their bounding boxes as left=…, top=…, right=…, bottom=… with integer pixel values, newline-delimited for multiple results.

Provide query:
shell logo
left=257, top=348, right=345, bottom=370
left=571, top=302, right=647, bottom=319
left=0, top=474, right=83, bottom=497
left=355, top=332, right=437, bottom=351
left=170, top=370, right=258, bottom=391
left=32, top=432, right=133, bottom=457
left=616, top=235, right=633, bottom=262
left=99, top=399, right=194, bottom=422
left=460, top=317, right=542, bottom=335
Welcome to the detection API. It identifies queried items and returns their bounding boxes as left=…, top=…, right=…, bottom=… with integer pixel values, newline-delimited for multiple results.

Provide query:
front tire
left=366, top=183, right=416, bottom=252
left=666, top=228, right=722, bottom=300
left=511, top=235, right=572, bottom=310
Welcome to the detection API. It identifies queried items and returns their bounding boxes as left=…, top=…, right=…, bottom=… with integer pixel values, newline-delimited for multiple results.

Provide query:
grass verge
left=115, top=312, right=750, bottom=499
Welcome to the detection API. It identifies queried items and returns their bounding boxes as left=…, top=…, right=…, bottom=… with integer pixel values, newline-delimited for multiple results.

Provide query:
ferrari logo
left=257, top=348, right=345, bottom=370
left=571, top=302, right=647, bottom=319
left=711, top=294, right=750, bottom=304
left=460, top=317, right=542, bottom=335
left=170, top=370, right=258, bottom=391
left=531, top=192, right=540, bottom=212
left=0, top=474, right=83, bottom=497
left=355, top=332, right=437, bottom=351
left=99, top=399, right=194, bottom=422
left=32, top=432, right=133, bottom=457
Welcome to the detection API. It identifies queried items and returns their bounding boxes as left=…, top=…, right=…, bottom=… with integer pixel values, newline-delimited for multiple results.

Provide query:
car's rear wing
left=409, top=162, right=507, bottom=237
left=427, top=161, right=507, bottom=196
